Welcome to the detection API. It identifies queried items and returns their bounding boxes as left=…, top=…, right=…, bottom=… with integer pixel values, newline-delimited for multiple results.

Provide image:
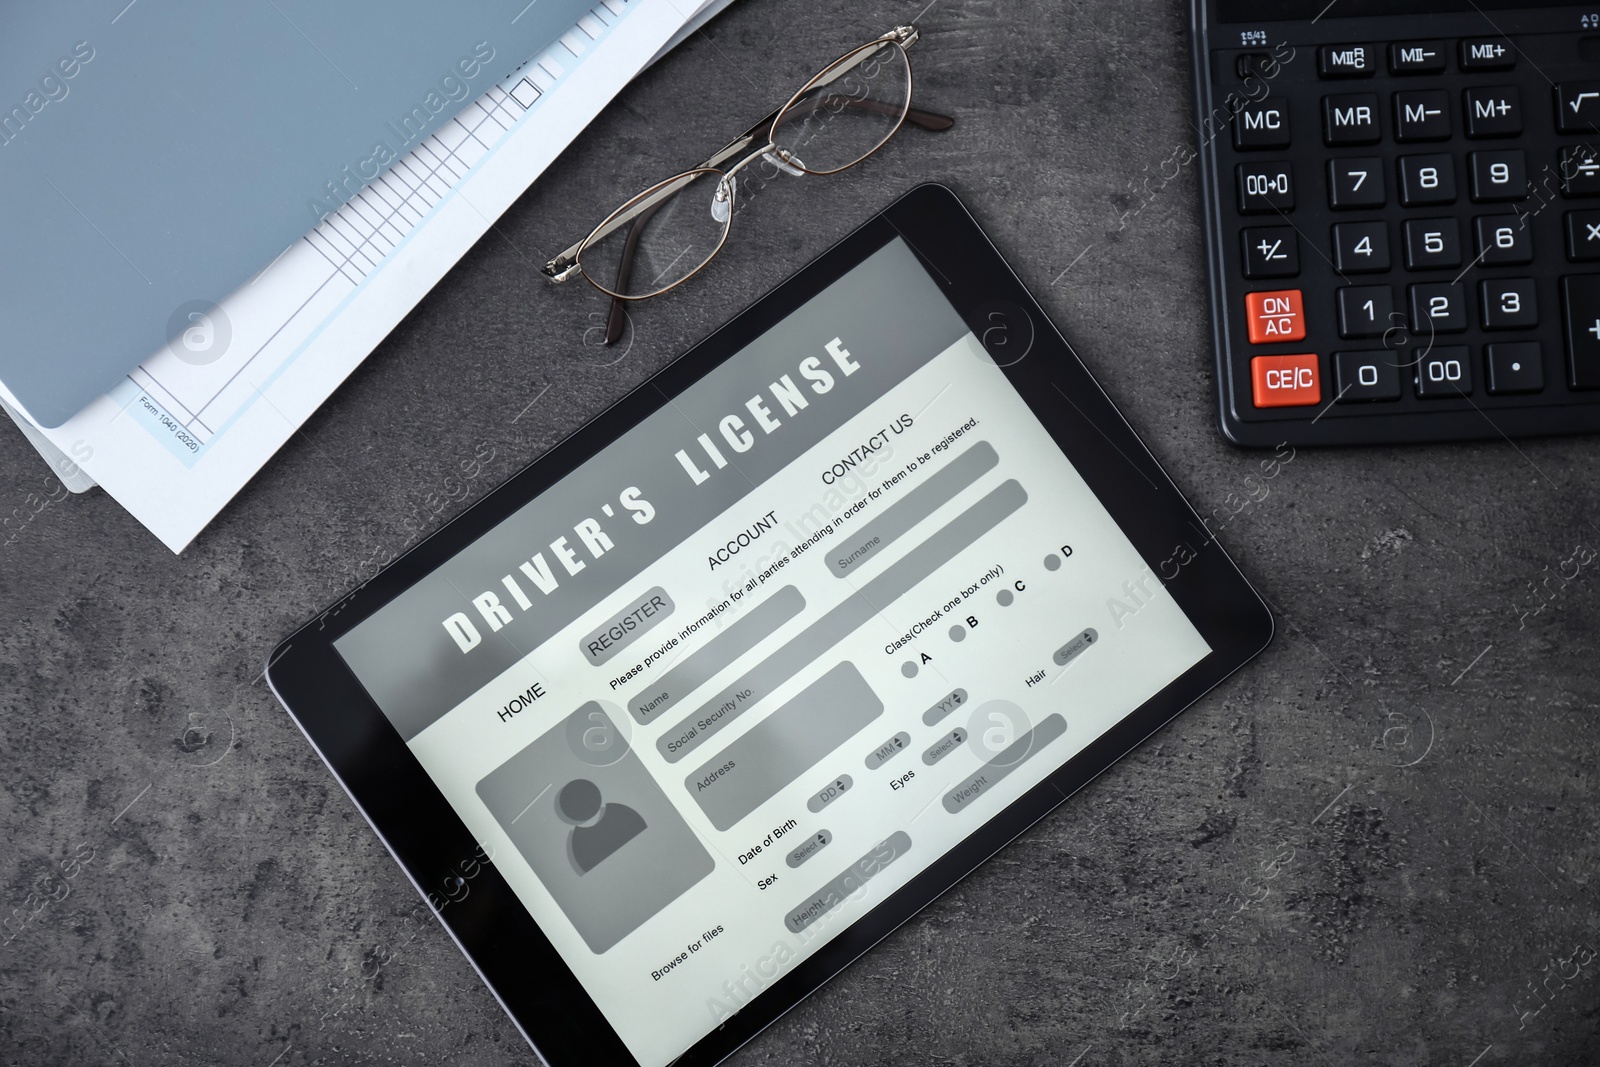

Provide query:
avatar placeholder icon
left=477, top=703, right=714, bottom=953
left=556, top=778, right=647, bottom=875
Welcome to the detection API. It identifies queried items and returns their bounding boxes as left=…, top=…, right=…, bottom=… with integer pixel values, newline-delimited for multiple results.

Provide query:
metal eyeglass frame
left=539, top=25, right=954, bottom=344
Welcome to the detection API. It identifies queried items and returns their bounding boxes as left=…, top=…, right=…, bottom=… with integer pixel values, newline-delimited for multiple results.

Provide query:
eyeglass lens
left=575, top=39, right=913, bottom=300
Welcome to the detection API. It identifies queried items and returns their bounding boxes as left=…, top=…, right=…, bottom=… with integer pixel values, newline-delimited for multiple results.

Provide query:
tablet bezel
left=267, top=182, right=1273, bottom=1067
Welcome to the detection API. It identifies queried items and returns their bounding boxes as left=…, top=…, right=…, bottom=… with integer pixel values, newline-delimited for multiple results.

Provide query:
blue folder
left=0, top=0, right=593, bottom=426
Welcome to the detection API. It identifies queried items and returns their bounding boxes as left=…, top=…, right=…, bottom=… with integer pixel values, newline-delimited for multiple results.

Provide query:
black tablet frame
left=267, top=182, right=1274, bottom=1067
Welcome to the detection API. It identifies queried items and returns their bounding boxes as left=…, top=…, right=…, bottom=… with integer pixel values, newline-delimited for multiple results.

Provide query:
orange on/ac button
left=1251, top=354, right=1321, bottom=407
left=1245, top=288, right=1306, bottom=343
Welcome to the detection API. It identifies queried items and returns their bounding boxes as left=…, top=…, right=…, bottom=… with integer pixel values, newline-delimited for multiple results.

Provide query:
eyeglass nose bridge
left=710, top=143, right=808, bottom=222
left=723, top=141, right=807, bottom=178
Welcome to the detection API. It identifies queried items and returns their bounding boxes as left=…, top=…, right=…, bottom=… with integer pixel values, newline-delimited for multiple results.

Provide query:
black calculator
left=1190, top=0, right=1600, bottom=446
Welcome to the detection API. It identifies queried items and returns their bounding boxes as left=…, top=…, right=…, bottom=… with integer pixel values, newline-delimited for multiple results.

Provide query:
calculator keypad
left=1204, top=13, right=1600, bottom=443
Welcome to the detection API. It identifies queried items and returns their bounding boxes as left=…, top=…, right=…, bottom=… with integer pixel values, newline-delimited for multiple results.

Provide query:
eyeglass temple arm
left=604, top=194, right=670, bottom=344
left=883, top=102, right=956, bottom=130
left=778, top=96, right=954, bottom=132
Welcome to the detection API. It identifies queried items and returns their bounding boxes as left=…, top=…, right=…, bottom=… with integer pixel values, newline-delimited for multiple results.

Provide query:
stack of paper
left=1, top=0, right=731, bottom=553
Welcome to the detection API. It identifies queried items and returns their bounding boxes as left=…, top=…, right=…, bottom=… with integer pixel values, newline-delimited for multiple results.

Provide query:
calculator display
left=1216, top=0, right=1584, bottom=22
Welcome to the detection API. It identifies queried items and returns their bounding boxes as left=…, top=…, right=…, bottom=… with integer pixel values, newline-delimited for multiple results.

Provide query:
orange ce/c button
left=1251, top=353, right=1321, bottom=407
left=1245, top=288, right=1306, bottom=343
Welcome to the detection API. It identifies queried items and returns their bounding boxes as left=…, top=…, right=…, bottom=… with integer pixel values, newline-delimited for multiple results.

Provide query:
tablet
left=267, top=183, right=1273, bottom=1067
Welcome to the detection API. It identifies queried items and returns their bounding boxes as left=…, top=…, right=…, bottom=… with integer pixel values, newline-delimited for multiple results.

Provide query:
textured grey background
left=2, top=0, right=1597, bottom=1064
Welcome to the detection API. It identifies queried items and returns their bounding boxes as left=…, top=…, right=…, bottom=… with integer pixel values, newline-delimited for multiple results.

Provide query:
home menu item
left=332, top=237, right=1212, bottom=1065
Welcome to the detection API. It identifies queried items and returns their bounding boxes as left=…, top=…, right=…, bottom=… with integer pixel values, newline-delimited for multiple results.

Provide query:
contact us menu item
left=333, top=238, right=1211, bottom=1067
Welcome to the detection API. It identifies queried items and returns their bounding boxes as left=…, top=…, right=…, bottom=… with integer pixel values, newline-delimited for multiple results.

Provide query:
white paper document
left=2, top=0, right=704, bottom=553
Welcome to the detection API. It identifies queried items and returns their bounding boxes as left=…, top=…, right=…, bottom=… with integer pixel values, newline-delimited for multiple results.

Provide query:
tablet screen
left=333, top=237, right=1210, bottom=1066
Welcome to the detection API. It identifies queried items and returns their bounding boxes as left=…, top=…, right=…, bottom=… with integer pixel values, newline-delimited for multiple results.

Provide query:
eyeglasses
left=540, top=25, right=953, bottom=343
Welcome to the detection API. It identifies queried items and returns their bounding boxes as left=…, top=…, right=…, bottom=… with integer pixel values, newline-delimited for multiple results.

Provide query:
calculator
left=1190, top=0, right=1600, bottom=446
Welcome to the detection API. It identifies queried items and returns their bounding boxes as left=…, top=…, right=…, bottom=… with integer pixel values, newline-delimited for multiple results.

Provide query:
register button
left=1250, top=354, right=1322, bottom=408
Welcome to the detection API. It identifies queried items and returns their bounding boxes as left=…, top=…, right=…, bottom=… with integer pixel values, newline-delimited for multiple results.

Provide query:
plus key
left=1563, top=274, right=1600, bottom=388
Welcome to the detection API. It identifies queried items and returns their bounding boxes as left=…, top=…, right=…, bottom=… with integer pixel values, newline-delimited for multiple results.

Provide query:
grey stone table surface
left=2, top=0, right=1597, bottom=1064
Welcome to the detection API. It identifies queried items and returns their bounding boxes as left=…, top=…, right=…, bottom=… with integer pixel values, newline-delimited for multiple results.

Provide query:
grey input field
left=628, top=585, right=805, bottom=726
left=827, top=441, right=999, bottom=578
left=684, top=662, right=883, bottom=832
left=784, top=831, right=912, bottom=934
left=943, top=713, right=1068, bottom=815
left=657, top=478, right=1028, bottom=763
